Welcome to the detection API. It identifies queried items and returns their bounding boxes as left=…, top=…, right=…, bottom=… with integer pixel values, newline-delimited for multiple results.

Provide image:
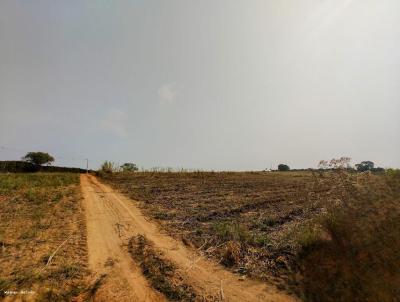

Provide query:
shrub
left=294, top=165, right=400, bottom=301
left=100, top=161, right=117, bottom=173
left=278, top=164, right=290, bottom=171
left=120, top=163, right=139, bottom=172
left=355, top=161, right=374, bottom=172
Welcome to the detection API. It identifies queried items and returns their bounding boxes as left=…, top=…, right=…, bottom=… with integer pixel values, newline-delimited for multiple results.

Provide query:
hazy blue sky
left=1, top=0, right=399, bottom=170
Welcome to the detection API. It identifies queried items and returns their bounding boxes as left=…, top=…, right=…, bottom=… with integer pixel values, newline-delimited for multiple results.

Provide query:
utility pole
left=86, top=159, right=89, bottom=174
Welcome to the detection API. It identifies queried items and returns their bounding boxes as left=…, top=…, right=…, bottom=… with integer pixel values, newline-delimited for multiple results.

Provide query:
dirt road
left=81, top=174, right=297, bottom=302
left=81, top=174, right=164, bottom=302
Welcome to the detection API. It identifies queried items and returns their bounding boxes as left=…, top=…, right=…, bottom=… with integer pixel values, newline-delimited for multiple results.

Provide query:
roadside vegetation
left=293, top=166, right=400, bottom=301
left=0, top=173, right=88, bottom=301
left=101, top=161, right=400, bottom=301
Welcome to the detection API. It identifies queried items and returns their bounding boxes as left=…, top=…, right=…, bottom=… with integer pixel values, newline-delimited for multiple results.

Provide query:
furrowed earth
left=1, top=170, right=399, bottom=302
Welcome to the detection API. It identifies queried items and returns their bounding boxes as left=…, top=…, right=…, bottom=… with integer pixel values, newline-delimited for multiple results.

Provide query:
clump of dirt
left=222, top=241, right=241, bottom=266
left=128, top=234, right=197, bottom=301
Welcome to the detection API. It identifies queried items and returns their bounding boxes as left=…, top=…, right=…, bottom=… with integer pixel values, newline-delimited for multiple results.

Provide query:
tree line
left=0, top=151, right=387, bottom=173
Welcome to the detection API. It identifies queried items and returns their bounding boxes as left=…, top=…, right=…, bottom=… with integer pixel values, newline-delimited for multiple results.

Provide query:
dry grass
left=293, top=170, right=400, bottom=301
left=0, top=173, right=88, bottom=301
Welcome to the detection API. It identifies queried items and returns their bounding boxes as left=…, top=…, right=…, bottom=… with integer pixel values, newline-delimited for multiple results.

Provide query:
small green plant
left=262, top=215, right=280, bottom=228
left=252, top=234, right=271, bottom=247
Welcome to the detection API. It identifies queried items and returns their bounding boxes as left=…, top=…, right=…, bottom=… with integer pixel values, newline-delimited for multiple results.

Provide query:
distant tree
left=100, top=161, right=116, bottom=173
left=278, top=164, right=290, bottom=171
left=318, top=160, right=329, bottom=170
left=355, top=161, right=374, bottom=172
left=120, top=162, right=138, bottom=172
left=319, top=157, right=352, bottom=170
left=22, top=152, right=54, bottom=166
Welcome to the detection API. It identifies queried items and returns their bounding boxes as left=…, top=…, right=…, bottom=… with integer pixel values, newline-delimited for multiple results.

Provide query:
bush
left=278, top=164, right=290, bottom=171
left=355, top=161, right=374, bottom=172
left=100, top=161, right=117, bottom=173
left=120, top=163, right=139, bottom=172
left=294, top=169, right=400, bottom=301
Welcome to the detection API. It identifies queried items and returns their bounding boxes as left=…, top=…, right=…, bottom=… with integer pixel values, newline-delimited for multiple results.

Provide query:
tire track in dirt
left=82, top=174, right=298, bottom=302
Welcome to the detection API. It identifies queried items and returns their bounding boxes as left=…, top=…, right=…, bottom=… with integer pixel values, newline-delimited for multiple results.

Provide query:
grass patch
left=261, top=215, right=280, bottom=228
left=0, top=173, right=88, bottom=300
left=213, top=221, right=251, bottom=243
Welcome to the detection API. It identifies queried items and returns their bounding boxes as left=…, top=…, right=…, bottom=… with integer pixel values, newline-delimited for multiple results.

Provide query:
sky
left=0, top=0, right=399, bottom=170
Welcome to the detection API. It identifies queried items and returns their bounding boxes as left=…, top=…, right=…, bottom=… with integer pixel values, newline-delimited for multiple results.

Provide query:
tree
left=100, top=161, right=116, bottom=173
left=278, top=164, right=290, bottom=171
left=319, top=157, right=352, bottom=170
left=22, top=152, right=54, bottom=166
left=120, top=162, right=138, bottom=172
left=355, top=161, right=374, bottom=172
